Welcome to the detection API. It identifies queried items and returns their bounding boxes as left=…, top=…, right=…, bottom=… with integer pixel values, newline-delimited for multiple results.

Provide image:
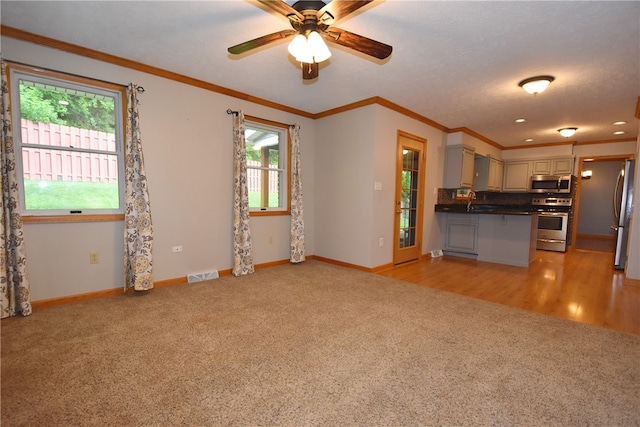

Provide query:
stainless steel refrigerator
left=613, top=159, right=635, bottom=270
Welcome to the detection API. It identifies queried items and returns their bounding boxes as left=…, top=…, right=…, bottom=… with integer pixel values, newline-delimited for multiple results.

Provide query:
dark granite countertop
left=435, top=204, right=535, bottom=215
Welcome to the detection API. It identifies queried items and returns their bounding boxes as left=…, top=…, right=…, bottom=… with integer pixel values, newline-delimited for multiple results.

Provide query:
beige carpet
left=2, top=260, right=639, bottom=426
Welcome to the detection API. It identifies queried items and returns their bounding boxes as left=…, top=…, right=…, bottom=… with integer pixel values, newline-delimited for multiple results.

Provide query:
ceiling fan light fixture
left=518, top=75, right=555, bottom=95
left=307, top=31, right=331, bottom=62
left=288, top=31, right=331, bottom=64
left=558, top=127, right=578, bottom=138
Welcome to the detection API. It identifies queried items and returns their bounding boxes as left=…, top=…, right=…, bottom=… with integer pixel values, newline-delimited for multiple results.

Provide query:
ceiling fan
left=228, top=0, right=392, bottom=80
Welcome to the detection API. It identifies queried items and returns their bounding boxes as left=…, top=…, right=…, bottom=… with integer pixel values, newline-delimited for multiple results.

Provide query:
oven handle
left=537, top=238, right=565, bottom=243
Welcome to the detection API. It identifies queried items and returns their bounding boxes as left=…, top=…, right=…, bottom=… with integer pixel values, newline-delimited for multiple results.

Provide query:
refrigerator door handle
left=613, top=169, right=623, bottom=223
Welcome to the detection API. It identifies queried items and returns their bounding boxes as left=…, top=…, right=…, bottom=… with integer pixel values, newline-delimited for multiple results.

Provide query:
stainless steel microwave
left=530, top=175, right=572, bottom=193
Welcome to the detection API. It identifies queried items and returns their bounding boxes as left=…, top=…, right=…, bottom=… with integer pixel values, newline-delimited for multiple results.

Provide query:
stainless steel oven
left=537, top=213, right=569, bottom=252
left=532, top=197, right=572, bottom=252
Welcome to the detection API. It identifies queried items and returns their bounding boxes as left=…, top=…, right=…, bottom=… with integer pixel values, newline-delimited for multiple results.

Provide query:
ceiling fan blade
left=257, top=0, right=304, bottom=22
left=324, top=27, right=392, bottom=60
left=318, top=1, right=372, bottom=24
left=228, top=29, right=297, bottom=55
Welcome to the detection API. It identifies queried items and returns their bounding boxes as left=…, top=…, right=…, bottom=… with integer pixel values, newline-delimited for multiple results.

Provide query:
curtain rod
left=226, top=108, right=295, bottom=128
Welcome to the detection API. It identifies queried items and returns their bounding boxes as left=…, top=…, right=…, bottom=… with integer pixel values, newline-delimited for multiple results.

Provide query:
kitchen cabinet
left=476, top=214, right=538, bottom=267
left=438, top=211, right=538, bottom=267
left=532, top=159, right=552, bottom=175
left=502, top=160, right=532, bottom=192
left=550, top=157, right=574, bottom=174
left=444, top=213, right=478, bottom=255
left=474, top=155, right=503, bottom=191
left=532, top=157, right=574, bottom=175
left=444, top=145, right=475, bottom=188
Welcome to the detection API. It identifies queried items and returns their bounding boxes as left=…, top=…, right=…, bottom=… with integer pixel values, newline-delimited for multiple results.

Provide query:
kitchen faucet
left=467, top=190, right=476, bottom=212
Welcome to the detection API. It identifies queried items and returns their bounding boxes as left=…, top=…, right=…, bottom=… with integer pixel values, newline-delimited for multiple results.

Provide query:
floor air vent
left=187, top=270, right=219, bottom=283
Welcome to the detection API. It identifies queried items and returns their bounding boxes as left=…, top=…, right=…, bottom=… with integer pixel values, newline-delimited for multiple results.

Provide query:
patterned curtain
left=0, top=59, right=32, bottom=318
left=124, top=84, right=154, bottom=291
left=232, top=111, right=254, bottom=276
left=290, top=124, right=305, bottom=263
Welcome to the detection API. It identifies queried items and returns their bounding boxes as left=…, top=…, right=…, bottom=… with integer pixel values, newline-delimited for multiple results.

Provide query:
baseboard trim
left=31, top=287, right=125, bottom=310
left=311, top=255, right=415, bottom=274
left=311, top=255, right=375, bottom=272
left=30, top=256, right=319, bottom=310
left=577, top=233, right=616, bottom=241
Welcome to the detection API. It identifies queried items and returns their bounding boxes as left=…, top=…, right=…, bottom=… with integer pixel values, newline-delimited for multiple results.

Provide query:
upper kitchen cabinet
left=502, top=160, right=532, bottom=192
left=550, top=157, right=574, bottom=175
left=531, top=157, right=575, bottom=175
left=444, top=145, right=475, bottom=188
left=502, top=156, right=575, bottom=192
left=474, top=155, right=503, bottom=191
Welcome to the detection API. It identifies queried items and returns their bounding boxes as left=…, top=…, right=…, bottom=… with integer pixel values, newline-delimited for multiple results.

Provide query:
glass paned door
left=394, top=131, right=426, bottom=264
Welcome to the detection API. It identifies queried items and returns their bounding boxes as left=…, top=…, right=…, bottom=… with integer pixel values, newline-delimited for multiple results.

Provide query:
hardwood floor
left=378, top=248, right=640, bottom=336
left=574, top=234, right=616, bottom=253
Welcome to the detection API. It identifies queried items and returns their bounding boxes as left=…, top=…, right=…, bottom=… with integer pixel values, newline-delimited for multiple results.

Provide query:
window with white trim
left=9, top=65, right=126, bottom=218
left=245, top=117, right=290, bottom=215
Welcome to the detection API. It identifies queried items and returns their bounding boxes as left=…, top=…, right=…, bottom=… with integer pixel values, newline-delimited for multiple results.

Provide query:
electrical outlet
left=172, top=246, right=183, bottom=253
left=89, top=252, right=99, bottom=264
left=379, top=237, right=384, bottom=247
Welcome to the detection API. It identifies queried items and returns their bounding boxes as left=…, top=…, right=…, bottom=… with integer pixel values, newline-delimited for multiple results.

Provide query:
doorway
left=393, top=131, right=426, bottom=265
left=573, top=154, right=634, bottom=254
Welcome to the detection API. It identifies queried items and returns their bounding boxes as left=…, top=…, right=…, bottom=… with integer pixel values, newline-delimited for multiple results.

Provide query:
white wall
left=313, top=106, right=376, bottom=267
left=626, top=135, right=640, bottom=278
left=314, top=105, right=448, bottom=269
left=502, top=144, right=572, bottom=161
left=447, top=131, right=502, bottom=159
left=3, top=37, right=316, bottom=301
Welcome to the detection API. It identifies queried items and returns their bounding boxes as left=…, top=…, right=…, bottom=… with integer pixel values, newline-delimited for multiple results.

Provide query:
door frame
left=572, top=153, right=635, bottom=251
left=393, top=130, right=427, bottom=265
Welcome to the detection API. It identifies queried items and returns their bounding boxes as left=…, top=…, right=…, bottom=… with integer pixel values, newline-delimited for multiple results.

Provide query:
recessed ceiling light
left=524, top=138, right=534, bottom=142
left=614, top=131, right=626, bottom=135
left=518, top=75, right=555, bottom=95
left=515, top=118, right=526, bottom=123
left=613, top=121, right=627, bottom=125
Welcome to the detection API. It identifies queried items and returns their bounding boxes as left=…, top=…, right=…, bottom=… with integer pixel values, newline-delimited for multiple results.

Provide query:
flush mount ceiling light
left=613, top=121, right=627, bottom=125
left=614, top=131, right=626, bottom=135
left=518, top=75, right=555, bottom=95
left=514, top=118, right=526, bottom=123
left=558, top=127, right=578, bottom=138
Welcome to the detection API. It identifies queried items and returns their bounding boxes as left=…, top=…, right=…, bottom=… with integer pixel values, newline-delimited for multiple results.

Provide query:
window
left=244, top=116, right=290, bottom=215
left=8, top=64, right=126, bottom=220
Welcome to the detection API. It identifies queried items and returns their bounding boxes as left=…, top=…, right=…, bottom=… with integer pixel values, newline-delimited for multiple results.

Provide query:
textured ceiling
left=1, top=1, right=638, bottom=148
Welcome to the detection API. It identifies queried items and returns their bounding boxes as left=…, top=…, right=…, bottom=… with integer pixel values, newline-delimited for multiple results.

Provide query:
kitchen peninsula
left=435, top=190, right=539, bottom=267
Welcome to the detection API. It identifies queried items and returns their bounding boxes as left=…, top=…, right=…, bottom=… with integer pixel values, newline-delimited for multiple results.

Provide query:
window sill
left=22, top=214, right=125, bottom=224
left=249, top=210, right=291, bottom=217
